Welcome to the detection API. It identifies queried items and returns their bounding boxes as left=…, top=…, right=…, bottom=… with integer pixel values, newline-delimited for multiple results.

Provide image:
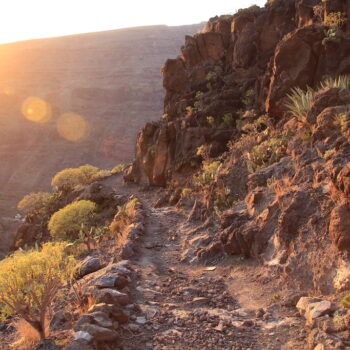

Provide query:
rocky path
left=112, top=187, right=307, bottom=350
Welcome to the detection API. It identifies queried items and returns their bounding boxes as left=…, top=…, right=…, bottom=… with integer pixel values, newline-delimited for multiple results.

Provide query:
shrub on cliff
left=246, top=132, right=290, bottom=173
left=17, top=192, right=52, bottom=214
left=51, top=164, right=99, bottom=191
left=0, top=242, right=76, bottom=339
left=285, top=75, right=350, bottom=122
left=110, top=197, right=139, bottom=235
left=48, top=200, right=97, bottom=241
left=284, top=87, right=314, bottom=123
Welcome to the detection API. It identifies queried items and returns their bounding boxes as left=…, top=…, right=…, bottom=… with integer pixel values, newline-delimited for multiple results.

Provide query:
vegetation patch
left=0, top=242, right=76, bottom=340
left=48, top=200, right=97, bottom=241
left=110, top=197, right=140, bottom=235
left=246, top=132, right=290, bottom=173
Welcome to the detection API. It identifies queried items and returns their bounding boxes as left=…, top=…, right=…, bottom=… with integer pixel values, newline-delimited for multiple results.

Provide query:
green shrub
left=206, top=71, right=217, bottom=82
left=284, top=87, right=314, bottom=122
left=241, top=114, right=271, bottom=134
left=246, top=133, right=290, bottom=173
left=78, top=165, right=100, bottom=185
left=51, top=165, right=99, bottom=191
left=48, top=200, right=97, bottom=241
left=222, top=113, right=233, bottom=125
left=0, top=242, right=75, bottom=339
left=336, top=112, right=350, bottom=135
left=323, top=12, right=346, bottom=28
left=242, top=89, right=255, bottom=107
left=340, top=294, right=350, bottom=308
left=193, top=160, right=222, bottom=189
left=17, top=192, right=52, bottom=214
left=111, top=164, right=125, bottom=174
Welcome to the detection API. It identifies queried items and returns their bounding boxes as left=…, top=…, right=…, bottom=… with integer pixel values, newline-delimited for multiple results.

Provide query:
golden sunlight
left=56, top=112, right=89, bottom=142
left=21, top=97, right=52, bottom=123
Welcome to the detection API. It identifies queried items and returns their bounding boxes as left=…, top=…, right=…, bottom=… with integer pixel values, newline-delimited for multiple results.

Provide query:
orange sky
left=0, top=0, right=266, bottom=44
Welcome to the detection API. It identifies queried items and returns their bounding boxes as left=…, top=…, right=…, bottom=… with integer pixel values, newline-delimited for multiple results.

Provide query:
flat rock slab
left=296, top=297, right=323, bottom=315
left=305, top=300, right=334, bottom=323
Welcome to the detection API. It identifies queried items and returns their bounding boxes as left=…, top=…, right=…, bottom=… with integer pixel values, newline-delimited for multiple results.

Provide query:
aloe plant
left=320, top=75, right=350, bottom=90
left=284, top=87, right=314, bottom=122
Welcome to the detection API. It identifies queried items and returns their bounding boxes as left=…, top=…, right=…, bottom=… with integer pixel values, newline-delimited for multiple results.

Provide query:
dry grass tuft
left=11, top=319, right=40, bottom=349
left=271, top=176, right=297, bottom=205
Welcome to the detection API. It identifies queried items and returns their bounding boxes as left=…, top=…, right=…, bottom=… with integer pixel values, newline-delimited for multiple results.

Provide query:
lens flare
left=56, top=112, right=89, bottom=142
left=21, top=96, right=52, bottom=123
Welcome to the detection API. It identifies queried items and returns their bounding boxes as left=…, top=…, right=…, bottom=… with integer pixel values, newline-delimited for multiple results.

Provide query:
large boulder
left=266, top=25, right=324, bottom=117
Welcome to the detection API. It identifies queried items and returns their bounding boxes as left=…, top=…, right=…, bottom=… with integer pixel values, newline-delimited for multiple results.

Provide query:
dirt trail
left=106, top=178, right=307, bottom=349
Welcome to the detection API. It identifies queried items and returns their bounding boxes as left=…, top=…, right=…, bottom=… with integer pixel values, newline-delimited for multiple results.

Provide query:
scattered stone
left=78, top=257, right=102, bottom=278
left=73, top=331, right=93, bottom=342
left=262, top=312, right=270, bottom=321
left=88, top=303, right=129, bottom=324
left=89, top=311, right=113, bottom=329
left=129, top=323, right=141, bottom=332
left=78, top=324, right=119, bottom=342
left=94, top=274, right=129, bottom=289
left=189, top=297, right=210, bottom=307
left=305, top=300, right=335, bottom=324
left=95, top=288, right=129, bottom=306
left=255, top=308, right=265, bottom=318
left=282, top=292, right=307, bottom=307
left=49, top=310, right=72, bottom=330
left=296, top=297, right=323, bottom=316
left=136, top=316, right=147, bottom=324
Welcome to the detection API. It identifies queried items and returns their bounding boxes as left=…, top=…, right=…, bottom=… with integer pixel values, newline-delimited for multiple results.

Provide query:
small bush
left=246, top=133, right=290, bottom=173
left=196, top=144, right=210, bottom=159
left=340, top=294, right=350, bottom=308
left=193, top=160, right=222, bottom=189
left=336, top=112, right=350, bottom=135
left=48, top=200, right=97, bottom=241
left=111, top=164, right=125, bottom=174
left=17, top=192, right=52, bottom=214
left=324, top=12, right=346, bottom=28
left=241, top=114, right=271, bottom=134
left=222, top=113, right=233, bottom=125
left=0, top=242, right=76, bottom=339
left=110, top=198, right=139, bottom=235
left=242, top=89, right=255, bottom=107
left=51, top=165, right=99, bottom=191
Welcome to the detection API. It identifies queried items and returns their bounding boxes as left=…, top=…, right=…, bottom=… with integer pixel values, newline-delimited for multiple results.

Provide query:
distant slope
left=0, top=24, right=202, bottom=222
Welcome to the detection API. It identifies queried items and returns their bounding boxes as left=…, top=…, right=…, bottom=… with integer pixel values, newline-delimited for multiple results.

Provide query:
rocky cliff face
left=0, top=24, right=202, bottom=253
left=127, top=0, right=350, bottom=294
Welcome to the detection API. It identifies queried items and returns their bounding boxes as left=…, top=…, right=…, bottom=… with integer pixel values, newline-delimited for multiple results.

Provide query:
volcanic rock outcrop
left=127, top=0, right=350, bottom=294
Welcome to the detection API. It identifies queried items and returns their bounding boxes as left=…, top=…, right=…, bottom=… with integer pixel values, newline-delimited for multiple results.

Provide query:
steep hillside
left=0, top=23, right=202, bottom=218
left=0, top=24, right=202, bottom=253
left=5, top=1, right=350, bottom=350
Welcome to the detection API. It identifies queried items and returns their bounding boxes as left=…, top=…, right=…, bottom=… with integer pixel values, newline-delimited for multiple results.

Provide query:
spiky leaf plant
left=320, top=75, right=350, bottom=90
left=284, top=87, right=314, bottom=122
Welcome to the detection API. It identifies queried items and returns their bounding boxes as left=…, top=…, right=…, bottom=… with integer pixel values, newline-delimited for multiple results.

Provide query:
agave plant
left=320, top=75, right=350, bottom=90
left=284, top=86, right=314, bottom=122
